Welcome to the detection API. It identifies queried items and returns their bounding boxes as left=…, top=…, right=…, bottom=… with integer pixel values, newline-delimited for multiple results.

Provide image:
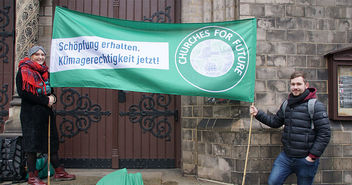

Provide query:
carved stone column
left=4, top=0, right=40, bottom=134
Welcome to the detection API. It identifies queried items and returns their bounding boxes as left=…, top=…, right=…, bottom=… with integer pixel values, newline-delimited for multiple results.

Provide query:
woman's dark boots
left=53, top=167, right=76, bottom=181
left=27, top=171, right=47, bottom=185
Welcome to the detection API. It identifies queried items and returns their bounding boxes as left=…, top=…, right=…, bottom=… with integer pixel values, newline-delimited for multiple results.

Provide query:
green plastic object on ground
left=26, top=156, right=55, bottom=179
left=97, top=168, right=144, bottom=185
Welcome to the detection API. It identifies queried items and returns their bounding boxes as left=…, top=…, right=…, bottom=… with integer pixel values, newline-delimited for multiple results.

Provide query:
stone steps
left=51, top=170, right=163, bottom=185
left=1, top=169, right=222, bottom=185
left=1, top=170, right=163, bottom=185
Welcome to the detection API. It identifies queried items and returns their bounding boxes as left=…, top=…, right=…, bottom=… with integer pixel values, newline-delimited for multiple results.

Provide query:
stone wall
left=181, top=0, right=352, bottom=184
left=246, top=0, right=351, bottom=112
left=38, top=0, right=52, bottom=64
left=196, top=123, right=352, bottom=184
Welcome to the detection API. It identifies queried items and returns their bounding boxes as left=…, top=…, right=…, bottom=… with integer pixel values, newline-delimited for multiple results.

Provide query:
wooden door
left=118, top=92, right=180, bottom=168
left=0, top=0, right=15, bottom=133
left=52, top=0, right=181, bottom=169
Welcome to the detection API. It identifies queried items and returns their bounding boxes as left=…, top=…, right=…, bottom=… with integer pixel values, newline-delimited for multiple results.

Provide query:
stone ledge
left=330, top=120, right=352, bottom=131
left=197, top=118, right=280, bottom=132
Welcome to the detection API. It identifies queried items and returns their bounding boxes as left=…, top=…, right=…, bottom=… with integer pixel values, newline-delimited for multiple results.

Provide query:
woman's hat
left=28, top=46, right=46, bottom=58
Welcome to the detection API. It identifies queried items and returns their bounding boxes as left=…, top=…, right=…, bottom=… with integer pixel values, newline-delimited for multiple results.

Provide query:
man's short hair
left=290, top=71, right=307, bottom=83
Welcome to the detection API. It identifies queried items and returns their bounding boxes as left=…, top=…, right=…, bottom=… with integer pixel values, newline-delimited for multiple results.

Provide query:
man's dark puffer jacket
left=255, top=99, right=331, bottom=158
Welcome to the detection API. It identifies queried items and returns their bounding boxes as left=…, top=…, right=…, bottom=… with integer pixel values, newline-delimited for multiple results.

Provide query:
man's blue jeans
left=268, top=152, right=319, bottom=185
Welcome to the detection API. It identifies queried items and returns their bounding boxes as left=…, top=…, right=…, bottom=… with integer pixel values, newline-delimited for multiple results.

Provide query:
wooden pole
left=48, top=116, right=51, bottom=185
left=242, top=102, right=254, bottom=185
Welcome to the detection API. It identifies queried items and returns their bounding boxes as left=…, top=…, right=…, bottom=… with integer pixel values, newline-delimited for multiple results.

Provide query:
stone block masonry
left=181, top=0, right=352, bottom=184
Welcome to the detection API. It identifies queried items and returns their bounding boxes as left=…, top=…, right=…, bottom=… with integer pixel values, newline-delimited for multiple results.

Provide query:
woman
left=16, top=46, right=75, bottom=185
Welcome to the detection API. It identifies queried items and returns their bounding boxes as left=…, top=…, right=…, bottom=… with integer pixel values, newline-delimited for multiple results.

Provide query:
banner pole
left=48, top=115, right=51, bottom=185
left=242, top=102, right=254, bottom=185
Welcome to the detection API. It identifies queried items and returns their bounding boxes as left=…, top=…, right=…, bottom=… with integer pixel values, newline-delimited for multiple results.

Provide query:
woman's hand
left=48, top=94, right=56, bottom=107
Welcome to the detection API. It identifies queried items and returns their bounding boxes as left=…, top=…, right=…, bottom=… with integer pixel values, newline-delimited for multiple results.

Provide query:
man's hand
left=305, top=156, right=315, bottom=162
left=250, top=105, right=258, bottom=116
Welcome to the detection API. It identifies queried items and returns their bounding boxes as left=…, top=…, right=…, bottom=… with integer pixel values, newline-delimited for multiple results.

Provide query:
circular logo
left=175, top=26, right=250, bottom=92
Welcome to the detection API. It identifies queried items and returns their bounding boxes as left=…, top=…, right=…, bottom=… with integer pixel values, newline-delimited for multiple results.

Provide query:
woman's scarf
left=18, top=57, right=49, bottom=95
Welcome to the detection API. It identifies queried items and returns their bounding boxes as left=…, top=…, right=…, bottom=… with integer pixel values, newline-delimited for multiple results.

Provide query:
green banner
left=50, top=6, right=257, bottom=102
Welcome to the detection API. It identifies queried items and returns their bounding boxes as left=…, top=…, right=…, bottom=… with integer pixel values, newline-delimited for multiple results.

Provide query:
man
left=250, top=71, right=330, bottom=185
